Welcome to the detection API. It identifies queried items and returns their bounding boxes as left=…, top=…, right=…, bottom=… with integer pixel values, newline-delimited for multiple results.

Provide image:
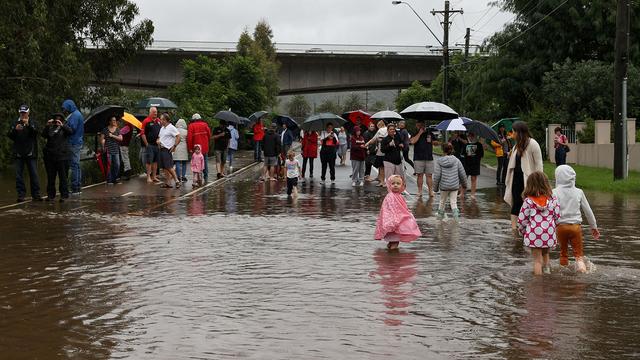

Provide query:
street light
left=391, top=1, right=443, bottom=47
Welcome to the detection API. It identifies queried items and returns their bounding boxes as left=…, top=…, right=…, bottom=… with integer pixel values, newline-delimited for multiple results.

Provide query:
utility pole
left=464, top=27, right=471, bottom=59
left=432, top=1, right=463, bottom=106
left=613, top=0, right=630, bottom=180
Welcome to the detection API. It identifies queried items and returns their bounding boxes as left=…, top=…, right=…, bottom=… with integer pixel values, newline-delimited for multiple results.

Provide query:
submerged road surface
left=1, top=154, right=640, bottom=359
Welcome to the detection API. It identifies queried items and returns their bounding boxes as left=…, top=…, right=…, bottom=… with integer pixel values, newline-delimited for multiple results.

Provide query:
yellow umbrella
left=122, top=112, right=142, bottom=129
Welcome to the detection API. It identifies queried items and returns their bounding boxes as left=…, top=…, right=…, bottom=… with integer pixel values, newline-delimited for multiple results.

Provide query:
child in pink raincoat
left=375, top=175, right=422, bottom=249
left=191, top=144, right=205, bottom=187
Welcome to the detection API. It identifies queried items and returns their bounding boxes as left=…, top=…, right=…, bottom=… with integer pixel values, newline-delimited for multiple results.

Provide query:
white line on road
left=120, top=192, right=134, bottom=197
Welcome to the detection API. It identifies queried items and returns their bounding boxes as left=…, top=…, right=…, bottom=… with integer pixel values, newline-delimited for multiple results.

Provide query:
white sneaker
left=358, top=181, right=364, bottom=186
left=351, top=181, right=356, bottom=186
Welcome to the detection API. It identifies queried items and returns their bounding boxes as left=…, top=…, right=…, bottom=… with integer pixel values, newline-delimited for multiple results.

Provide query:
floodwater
left=1, top=163, right=640, bottom=359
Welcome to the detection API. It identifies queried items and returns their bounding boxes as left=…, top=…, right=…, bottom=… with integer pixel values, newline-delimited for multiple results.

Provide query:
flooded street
left=1, top=160, right=640, bottom=359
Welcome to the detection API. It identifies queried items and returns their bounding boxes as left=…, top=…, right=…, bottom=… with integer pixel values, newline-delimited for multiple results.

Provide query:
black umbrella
left=464, top=118, right=500, bottom=143
left=248, top=111, right=268, bottom=123
left=136, top=97, right=178, bottom=109
left=84, top=105, right=125, bottom=134
left=301, top=113, right=346, bottom=132
left=273, top=115, right=299, bottom=130
left=238, top=117, right=251, bottom=127
left=214, top=110, right=240, bottom=125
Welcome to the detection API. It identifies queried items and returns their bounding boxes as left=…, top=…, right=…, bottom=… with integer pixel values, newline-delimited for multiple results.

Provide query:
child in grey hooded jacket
left=553, top=165, right=600, bottom=272
left=434, top=143, right=468, bottom=219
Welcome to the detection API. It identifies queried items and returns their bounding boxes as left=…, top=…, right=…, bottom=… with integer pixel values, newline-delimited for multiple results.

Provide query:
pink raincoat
left=375, top=177, right=422, bottom=242
left=191, top=145, right=205, bottom=173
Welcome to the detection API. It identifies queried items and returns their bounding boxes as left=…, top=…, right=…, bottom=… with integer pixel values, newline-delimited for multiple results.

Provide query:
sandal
left=175, top=182, right=182, bottom=189
left=160, top=184, right=172, bottom=188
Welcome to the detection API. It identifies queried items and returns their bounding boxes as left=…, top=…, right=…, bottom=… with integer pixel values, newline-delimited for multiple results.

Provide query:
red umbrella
left=96, top=150, right=111, bottom=181
left=342, top=110, right=372, bottom=128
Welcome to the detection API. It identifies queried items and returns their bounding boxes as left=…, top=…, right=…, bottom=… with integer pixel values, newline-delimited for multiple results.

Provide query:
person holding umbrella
left=319, top=123, right=339, bottom=184
left=279, top=122, right=294, bottom=179
left=42, top=113, right=72, bottom=201
left=99, top=116, right=123, bottom=185
left=301, top=129, right=318, bottom=179
left=8, top=105, right=42, bottom=202
left=410, top=120, right=438, bottom=198
left=364, top=120, right=388, bottom=186
left=464, top=132, right=484, bottom=198
left=212, top=120, right=231, bottom=179
left=253, top=117, right=265, bottom=162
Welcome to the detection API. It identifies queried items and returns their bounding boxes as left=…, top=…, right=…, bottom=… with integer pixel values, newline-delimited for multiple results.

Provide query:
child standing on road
left=553, top=165, right=600, bottom=273
left=434, top=143, right=467, bottom=219
left=375, top=175, right=422, bottom=250
left=191, top=144, right=205, bottom=188
left=285, top=150, right=301, bottom=197
left=517, top=171, right=560, bottom=275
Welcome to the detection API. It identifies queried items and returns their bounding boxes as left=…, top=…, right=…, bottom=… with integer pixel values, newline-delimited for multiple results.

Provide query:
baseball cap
left=18, top=105, right=29, bottom=113
left=191, top=113, right=202, bottom=120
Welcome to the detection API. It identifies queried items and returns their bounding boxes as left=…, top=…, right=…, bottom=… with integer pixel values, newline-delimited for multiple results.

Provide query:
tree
left=369, top=100, right=388, bottom=113
left=0, top=0, right=153, bottom=167
left=286, top=95, right=311, bottom=119
left=395, top=81, right=429, bottom=112
left=249, top=21, right=280, bottom=107
left=316, top=99, right=342, bottom=114
left=342, top=93, right=364, bottom=112
left=236, top=30, right=253, bottom=57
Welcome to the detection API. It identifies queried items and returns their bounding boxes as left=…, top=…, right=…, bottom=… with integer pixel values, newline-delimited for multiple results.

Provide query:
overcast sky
left=134, top=0, right=513, bottom=48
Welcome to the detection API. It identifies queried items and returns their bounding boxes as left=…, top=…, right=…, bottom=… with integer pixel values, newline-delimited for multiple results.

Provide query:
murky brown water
left=1, top=168, right=640, bottom=359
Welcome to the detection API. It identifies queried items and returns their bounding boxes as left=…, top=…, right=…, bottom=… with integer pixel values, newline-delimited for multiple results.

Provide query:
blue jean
left=254, top=140, right=262, bottom=161
left=227, top=149, right=236, bottom=167
left=15, top=158, right=40, bottom=199
left=555, top=147, right=567, bottom=166
left=69, top=143, right=82, bottom=192
left=203, top=154, right=209, bottom=181
left=174, top=160, right=188, bottom=178
left=108, top=153, right=120, bottom=183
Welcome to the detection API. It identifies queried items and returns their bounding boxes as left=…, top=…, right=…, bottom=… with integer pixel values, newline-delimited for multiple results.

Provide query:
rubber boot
left=437, top=210, right=445, bottom=219
left=452, top=208, right=460, bottom=219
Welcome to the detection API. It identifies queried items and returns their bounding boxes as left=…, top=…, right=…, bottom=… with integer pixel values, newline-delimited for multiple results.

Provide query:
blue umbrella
left=435, top=117, right=472, bottom=131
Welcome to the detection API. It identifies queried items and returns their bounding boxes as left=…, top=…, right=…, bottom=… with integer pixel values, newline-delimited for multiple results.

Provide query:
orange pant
left=556, top=224, right=584, bottom=266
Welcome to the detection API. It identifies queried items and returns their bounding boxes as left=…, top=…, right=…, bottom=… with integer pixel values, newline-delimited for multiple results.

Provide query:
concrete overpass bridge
left=104, top=41, right=444, bottom=95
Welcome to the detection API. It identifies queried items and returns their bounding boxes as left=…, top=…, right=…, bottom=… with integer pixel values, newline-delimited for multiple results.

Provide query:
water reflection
left=370, top=249, right=418, bottom=327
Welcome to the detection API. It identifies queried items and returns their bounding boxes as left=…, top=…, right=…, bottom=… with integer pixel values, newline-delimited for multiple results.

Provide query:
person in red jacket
left=252, top=118, right=265, bottom=162
left=187, top=113, right=212, bottom=182
left=301, top=130, right=318, bottom=179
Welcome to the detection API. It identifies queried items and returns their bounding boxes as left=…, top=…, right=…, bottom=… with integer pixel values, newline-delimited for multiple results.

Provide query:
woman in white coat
left=504, top=121, right=544, bottom=232
left=173, top=119, right=189, bottom=182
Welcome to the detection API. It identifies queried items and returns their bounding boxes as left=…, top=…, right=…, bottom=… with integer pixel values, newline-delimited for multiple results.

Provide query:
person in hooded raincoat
left=374, top=175, right=421, bottom=250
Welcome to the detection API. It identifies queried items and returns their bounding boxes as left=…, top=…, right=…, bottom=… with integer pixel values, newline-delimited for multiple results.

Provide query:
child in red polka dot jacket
left=517, top=171, right=560, bottom=275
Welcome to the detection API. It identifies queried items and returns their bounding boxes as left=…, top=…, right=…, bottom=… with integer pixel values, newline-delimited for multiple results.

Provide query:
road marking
left=120, top=192, right=134, bottom=197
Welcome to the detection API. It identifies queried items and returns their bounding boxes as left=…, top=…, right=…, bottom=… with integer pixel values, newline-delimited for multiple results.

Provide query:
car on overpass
left=305, top=47, right=324, bottom=53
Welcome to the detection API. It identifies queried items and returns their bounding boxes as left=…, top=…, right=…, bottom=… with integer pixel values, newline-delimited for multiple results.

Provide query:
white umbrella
left=400, top=101, right=458, bottom=121
left=435, top=117, right=472, bottom=131
left=370, top=110, right=403, bottom=122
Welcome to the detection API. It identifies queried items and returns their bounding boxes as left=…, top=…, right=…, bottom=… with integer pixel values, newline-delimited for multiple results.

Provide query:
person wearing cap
left=61, top=99, right=84, bottom=195
left=42, top=113, right=73, bottom=201
left=187, top=113, right=212, bottom=182
left=8, top=105, right=42, bottom=202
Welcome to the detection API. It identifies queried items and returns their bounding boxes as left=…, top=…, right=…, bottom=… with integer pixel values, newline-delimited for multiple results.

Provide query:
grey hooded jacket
left=552, top=165, right=597, bottom=228
left=434, top=155, right=467, bottom=192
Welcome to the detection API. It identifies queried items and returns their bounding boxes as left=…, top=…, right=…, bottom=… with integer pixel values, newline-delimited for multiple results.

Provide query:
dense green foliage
left=397, top=0, right=640, bottom=152
left=0, top=0, right=153, bottom=168
left=286, top=95, right=312, bottom=119
left=169, top=22, right=279, bottom=122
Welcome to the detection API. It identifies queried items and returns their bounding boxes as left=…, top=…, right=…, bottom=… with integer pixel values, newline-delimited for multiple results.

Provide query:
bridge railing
left=141, top=40, right=455, bottom=56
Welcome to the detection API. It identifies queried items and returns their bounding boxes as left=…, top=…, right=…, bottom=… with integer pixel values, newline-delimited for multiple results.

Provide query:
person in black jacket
left=42, top=113, right=72, bottom=201
left=261, top=125, right=281, bottom=181
left=320, top=123, right=339, bottom=184
left=380, top=123, right=405, bottom=181
left=7, top=105, right=42, bottom=202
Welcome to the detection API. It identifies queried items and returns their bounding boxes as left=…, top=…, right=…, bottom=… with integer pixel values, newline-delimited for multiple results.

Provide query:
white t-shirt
left=159, top=124, right=180, bottom=149
left=285, top=159, right=300, bottom=178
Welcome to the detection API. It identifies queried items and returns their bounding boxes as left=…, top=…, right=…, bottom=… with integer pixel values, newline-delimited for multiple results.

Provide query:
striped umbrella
left=435, top=117, right=472, bottom=131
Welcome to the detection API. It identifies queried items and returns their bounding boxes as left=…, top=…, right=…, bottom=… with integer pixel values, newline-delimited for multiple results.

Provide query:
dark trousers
left=45, top=157, right=69, bottom=199
left=108, top=153, right=120, bottom=183
left=365, top=159, right=373, bottom=177
left=320, top=153, right=336, bottom=181
left=555, top=147, right=567, bottom=166
left=496, top=156, right=508, bottom=184
left=15, top=158, right=40, bottom=199
left=302, top=157, right=314, bottom=177
left=402, top=148, right=414, bottom=169
left=286, top=177, right=298, bottom=195
left=254, top=140, right=262, bottom=161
